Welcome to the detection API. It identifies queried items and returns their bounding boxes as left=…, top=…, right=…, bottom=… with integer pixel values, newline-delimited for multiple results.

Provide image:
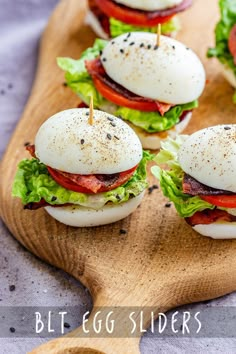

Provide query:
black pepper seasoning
left=129, top=42, right=135, bottom=46
left=9, top=285, right=15, bottom=292
left=10, top=327, right=15, bottom=333
left=147, top=44, right=152, bottom=49
left=120, top=229, right=127, bottom=235
left=148, top=185, right=159, bottom=194
left=120, top=49, right=124, bottom=54
left=107, top=133, right=112, bottom=140
left=81, top=139, right=85, bottom=144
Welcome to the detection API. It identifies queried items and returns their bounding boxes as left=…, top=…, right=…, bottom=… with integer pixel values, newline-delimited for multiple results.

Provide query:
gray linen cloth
left=0, top=0, right=236, bottom=353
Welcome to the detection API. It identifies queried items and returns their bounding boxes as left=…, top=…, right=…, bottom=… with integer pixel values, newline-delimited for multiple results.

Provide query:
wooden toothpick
left=89, top=95, right=94, bottom=125
left=157, top=24, right=161, bottom=47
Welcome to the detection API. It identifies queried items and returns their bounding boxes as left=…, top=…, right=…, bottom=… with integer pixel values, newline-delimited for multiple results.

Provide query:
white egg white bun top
left=35, top=108, right=142, bottom=175
left=178, top=125, right=236, bottom=193
left=101, top=32, right=205, bottom=105
left=114, top=0, right=183, bottom=11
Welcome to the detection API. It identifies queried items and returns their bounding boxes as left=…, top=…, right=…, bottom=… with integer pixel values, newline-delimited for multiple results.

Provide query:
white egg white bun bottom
left=45, top=192, right=144, bottom=227
left=128, top=111, right=192, bottom=150
left=219, top=62, right=236, bottom=88
left=192, top=221, right=236, bottom=239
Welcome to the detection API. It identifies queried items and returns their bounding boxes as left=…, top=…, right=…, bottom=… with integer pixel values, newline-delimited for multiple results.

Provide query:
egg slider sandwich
left=12, top=108, right=152, bottom=227
left=207, top=0, right=236, bottom=102
left=152, top=125, right=236, bottom=239
left=58, top=32, right=205, bottom=150
left=86, top=0, right=192, bottom=38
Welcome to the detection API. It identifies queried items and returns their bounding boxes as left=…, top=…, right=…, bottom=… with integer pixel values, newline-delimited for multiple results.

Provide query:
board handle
left=30, top=293, right=141, bottom=353
left=29, top=310, right=140, bottom=354
left=30, top=337, right=140, bottom=354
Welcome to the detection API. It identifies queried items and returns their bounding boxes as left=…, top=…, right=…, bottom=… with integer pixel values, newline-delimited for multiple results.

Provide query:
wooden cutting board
left=1, top=0, right=236, bottom=352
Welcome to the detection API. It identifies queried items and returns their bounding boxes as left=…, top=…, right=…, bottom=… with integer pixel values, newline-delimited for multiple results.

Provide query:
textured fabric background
left=0, top=0, right=236, bottom=353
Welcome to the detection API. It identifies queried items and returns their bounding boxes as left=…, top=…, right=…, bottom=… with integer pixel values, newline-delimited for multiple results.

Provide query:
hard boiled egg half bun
left=100, top=32, right=205, bottom=149
left=36, top=109, right=144, bottom=227
left=178, top=125, right=236, bottom=239
left=13, top=108, right=151, bottom=227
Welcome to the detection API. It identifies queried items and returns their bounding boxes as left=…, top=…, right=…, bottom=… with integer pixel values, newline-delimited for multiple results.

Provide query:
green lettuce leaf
left=57, top=39, right=108, bottom=107
left=12, top=151, right=153, bottom=210
left=115, top=101, right=198, bottom=133
left=207, top=0, right=236, bottom=77
left=58, top=40, right=197, bottom=133
left=151, top=137, right=215, bottom=218
left=109, top=17, right=181, bottom=38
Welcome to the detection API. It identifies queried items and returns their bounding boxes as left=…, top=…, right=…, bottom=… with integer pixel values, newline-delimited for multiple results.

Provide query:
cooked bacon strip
left=26, top=144, right=36, bottom=158
left=54, top=169, right=119, bottom=194
left=155, top=101, right=173, bottom=116
left=88, top=0, right=111, bottom=35
left=24, top=200, right=71, bottom=210
left=186, top=209, right=236, bottom=226
left=229, top=24, right=236, bottom=65
left=179, top=110, right=191, bottom=122
left=25, top=144, right=137, bottom=194
left=77, top=102, right=88, bottom=108
left=183, top=173, right=234, bottom=196
left=85, top=58, right=173, bottom=115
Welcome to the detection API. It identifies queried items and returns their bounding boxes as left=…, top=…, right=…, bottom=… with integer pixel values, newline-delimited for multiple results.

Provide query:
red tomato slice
left=47, top=165, right=138, bottom=194
left=93, top=76, right=159, bottom=111
left=200, top=195, right=236, bottom=208
left=94, top=0, right=174, bottom=26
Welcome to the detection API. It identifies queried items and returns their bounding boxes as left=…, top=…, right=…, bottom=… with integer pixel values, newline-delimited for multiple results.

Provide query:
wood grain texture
left=1, top=0, right=236, bottom=353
